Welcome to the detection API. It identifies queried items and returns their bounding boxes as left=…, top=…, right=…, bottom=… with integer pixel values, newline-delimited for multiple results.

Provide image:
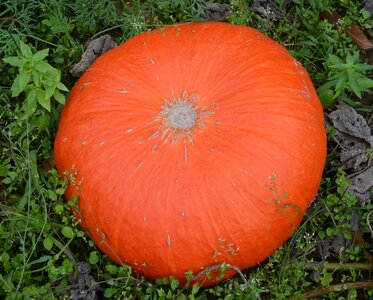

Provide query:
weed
left=3, top=40, right=68, bottom=114
left=317, top=51, right=373, bottom=107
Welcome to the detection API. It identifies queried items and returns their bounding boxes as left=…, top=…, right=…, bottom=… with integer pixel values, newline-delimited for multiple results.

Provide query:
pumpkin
left=54, top=22, right=326, bottom=286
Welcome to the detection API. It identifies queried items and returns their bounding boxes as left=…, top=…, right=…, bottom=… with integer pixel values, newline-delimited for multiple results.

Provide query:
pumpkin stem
left=165, top=101, right=197, bottom=130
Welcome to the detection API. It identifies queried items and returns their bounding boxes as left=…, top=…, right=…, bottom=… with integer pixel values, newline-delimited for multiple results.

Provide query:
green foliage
left=3, top=40, right=68, bottom=114
left=318, top=52, right=373, bottom=107
left=317, top=168, right=358, bottom=240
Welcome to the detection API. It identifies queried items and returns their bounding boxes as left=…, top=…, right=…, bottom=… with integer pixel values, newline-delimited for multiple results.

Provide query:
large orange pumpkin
left=54, top=22, right=326, bottom=286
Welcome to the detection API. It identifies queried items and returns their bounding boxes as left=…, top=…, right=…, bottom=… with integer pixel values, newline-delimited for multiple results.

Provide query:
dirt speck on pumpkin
left=136, top=161, right=144, bottom=170
left=167, top=234, right=171, bottom=247
left=99, top=140, right=109, bottom=147
left=124, top=128, right=134, bottom=134
left=79, top=82, right=92, bottom=90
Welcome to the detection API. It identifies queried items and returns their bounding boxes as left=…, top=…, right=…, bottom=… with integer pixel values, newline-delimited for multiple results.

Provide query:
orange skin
left=54, top=22, right=326, bottom=286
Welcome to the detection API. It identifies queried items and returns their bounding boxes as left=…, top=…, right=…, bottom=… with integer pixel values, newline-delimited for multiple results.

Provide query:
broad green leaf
left=104, top=288, right=116, bottom=298
left=43, top=236, right=54, bottom=251
left=170, top=277, right=179, bottom=290
left=354, top=63, right=373, bottom=73
left=34, top=61, right=52, bottom=73
left=61, top=226, right=74, bottom=238
left=45, top=86, right=54, bottom=99
left=54, top=204, right=64, bottom=214
left=11, top=71, right=31, bottom=97
left=326, top=227, right=334, bottom=236
left=362, top=9, right=371, bottom=19
left=347, top=71, right=361, bottom=98
left=329, top=72, right=345, bottom=81
left=33, top=48, right=49, bottom=61
left=191, top=283, right=200, bottom=295
left=318, top=89, right=335, bottom=108
left=11, top=75, right=23, bottom=97
left=346, top=53, right=354, bottom=65
left=3, top=56, right=24, bottom=67
left=89, top=251, right=99, bottom=265
left=1, top=252, right=10, bottom=262
left=32, top=69, right=41, bottom=87
left=22, top=89, right=37, bottom=119
left=105, top=264, right=118, bottom=275
left=346, top=52, right=359, bottom=65
left=317, top=79, right=338, bottom=93
left=335, top=75, right=347, bottom=92
left=36, top=89, right=50, bottom=111
left=54, top=90, right=66, bottom=105
left=57, top=82, right=68, bottom=92
left=327, top=54, right=343, bottom=69
left=18, top=71, right=31, bottom=93
left=359, top=77, right=373, bottom=90
left=19, top=40, right=32, bottom=57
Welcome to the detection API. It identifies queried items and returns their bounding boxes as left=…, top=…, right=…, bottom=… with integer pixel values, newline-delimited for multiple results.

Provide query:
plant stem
left=306, top=262, right=373, bottom=271
left=291, top=281, right=373, bottom=299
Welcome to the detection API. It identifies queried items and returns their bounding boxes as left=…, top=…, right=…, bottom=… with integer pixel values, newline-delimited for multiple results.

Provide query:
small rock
left=70, top=35, right=116, bottom=77
left=204, top=2, right=230, bottom=21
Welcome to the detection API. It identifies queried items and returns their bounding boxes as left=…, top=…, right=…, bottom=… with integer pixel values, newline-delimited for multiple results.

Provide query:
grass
left=1, top=0, right=373, bottom=299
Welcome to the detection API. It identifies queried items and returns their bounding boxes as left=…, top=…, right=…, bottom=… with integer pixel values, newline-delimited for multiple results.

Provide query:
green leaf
left=104, top=288, right=117, bottom=298
left=54, top=204, right=64, bottom=214
left=347, top=71, right=361, bottom=98
left=11, top=71, right=31, bottom=97
left=318, top=89, right=335, bottom=108
left=27, top=255, right=53, bottom=266
left=36, top=89, right=50, bottom=111
left=326, top=227, right=334, bottom=236
left=191, top=283, right=200, bottom=295
left=11, top=75, right=23, bottom=97
left=57, top=82, right=69, bottom=92
left=89, top=251, right=99, bottom=265
left=318, top=231, right=326, bottom=239
left=32, top=69, right=41, bottom=87
left=327, top=54, right=343, bottom=69
left=45, top=86, right=54, bottom=99
left=19, top=40, right=32, bottom=57
left=61, top=226, right=74, bottom=238
left=170, top=277, right=179, bottom=290
left=362, top=9, right=371, bottom=19
left=317, top=79, right=338, bottom=93
left=18, top=71, right=31, bottom=93
left=34, top=61, right=52, bottom=73
left=22, top=89, right=37, bottom=119
left=349, top=52, right=360, bottom=65
left=105, top=265, right=118, bottom=275
left=54, top=90, right=66, bottom=105
left=1, top=252, right=10, bottom=263
left=33, top=48, right=49, bottom=61
left=335, top=75, right=347, bottom=96
left=354, top=63, right=373, bottom=73
left=43, top=236, right=54, bottom=251
left=359, top=77, right=373, bottom=90
left=3, top=56, right=24, bottom=67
